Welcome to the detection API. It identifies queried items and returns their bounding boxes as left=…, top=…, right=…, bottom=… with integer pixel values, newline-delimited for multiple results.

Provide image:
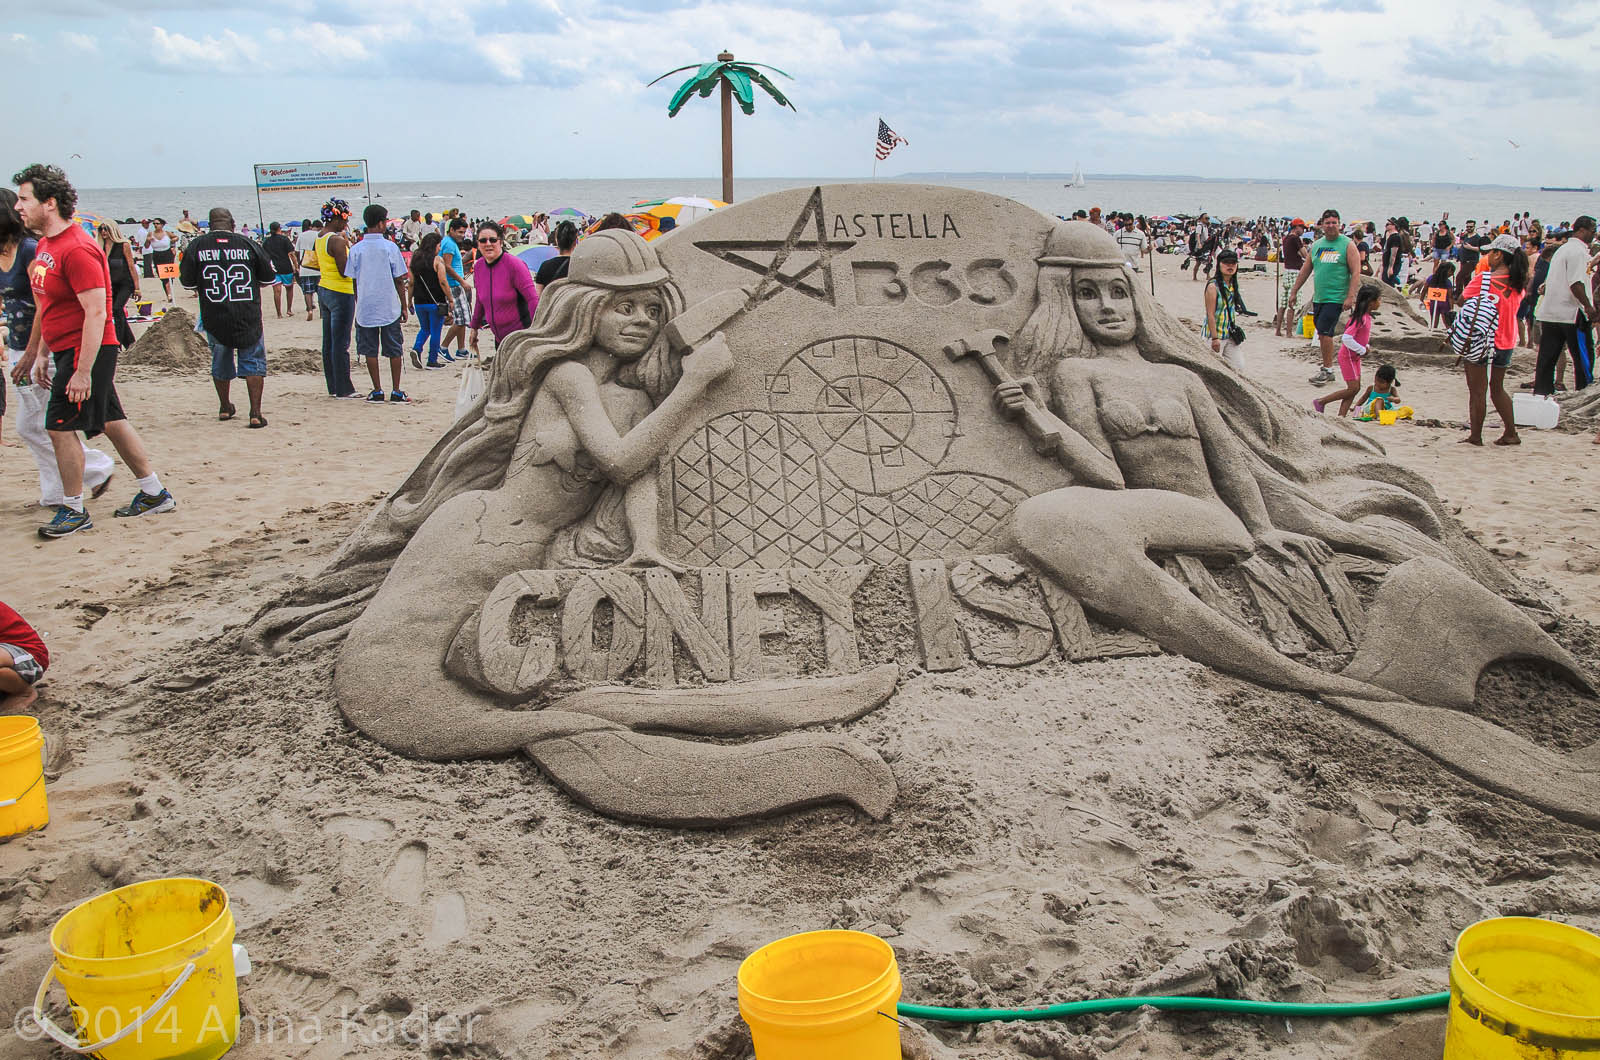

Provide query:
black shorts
left=47, top=345, right=126, bottom=438
left=356, top=321, right=403, bottom=359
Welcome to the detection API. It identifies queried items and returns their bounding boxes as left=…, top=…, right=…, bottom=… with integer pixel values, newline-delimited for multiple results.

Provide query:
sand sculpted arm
left=548, top=333, right=732, bottom=484
left=1044, top=368, right=1125, bottom=490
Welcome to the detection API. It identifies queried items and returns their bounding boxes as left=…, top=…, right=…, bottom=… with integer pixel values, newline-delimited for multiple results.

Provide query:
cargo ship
left=1540, top=185, right=1593, bottom=192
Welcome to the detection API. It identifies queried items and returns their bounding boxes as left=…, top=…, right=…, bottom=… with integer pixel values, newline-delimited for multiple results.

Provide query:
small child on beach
left=1354, top=364, right=1401, bottom=419
left=1312, top=285, right=1380, bottom=417
left=0, top=600, right=49, bottom=712
left=1423, top=261, right=1456, bottom=329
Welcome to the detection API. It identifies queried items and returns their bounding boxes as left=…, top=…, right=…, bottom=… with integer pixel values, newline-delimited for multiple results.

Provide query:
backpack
left=1448, top=278, right=1501, bottom=364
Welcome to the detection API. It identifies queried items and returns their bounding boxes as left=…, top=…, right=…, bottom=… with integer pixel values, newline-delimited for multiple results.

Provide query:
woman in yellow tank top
left=315, top=200, right=358, bottom=397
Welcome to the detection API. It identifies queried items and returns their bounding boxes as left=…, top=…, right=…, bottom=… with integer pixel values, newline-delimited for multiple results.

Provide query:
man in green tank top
left=1285, top=208, right=1362, bottom=385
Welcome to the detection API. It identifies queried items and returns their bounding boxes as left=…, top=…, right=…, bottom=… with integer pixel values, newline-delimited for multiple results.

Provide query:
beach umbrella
left=517, top=245, right=559, bottom=269
left=72, top=210, right=106, bottom=235
left=504, top=214, right=537, bottom=228
left=644, top=196, right=727, bottom=228
left=546, top=207, right=588, bottom=221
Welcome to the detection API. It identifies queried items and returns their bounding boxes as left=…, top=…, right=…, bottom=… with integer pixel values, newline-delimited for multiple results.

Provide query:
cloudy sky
left=6, top=0, right=1597, bottom=189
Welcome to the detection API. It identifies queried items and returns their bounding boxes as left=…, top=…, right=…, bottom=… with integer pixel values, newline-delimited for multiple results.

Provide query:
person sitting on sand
left=1353, top=364, right=1402, bottom=419
left=0, top=601, right=48, bottom=713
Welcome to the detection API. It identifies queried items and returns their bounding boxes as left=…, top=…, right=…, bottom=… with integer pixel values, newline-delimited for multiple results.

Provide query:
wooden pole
left=719, top=50, right=735, bottom=204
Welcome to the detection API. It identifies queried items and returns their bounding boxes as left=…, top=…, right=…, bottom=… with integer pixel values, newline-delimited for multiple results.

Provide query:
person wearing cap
left=1459, top=233, right=1527, bottom=446
left=1274, top=218, right=1307, bottom=336
left=1285, top=208, right=1360, bottom=386
left=468, top=220, right=537, bottom=354
left=1533, top=214, right=1596, bottom=397
left=328, top=229, right=737, bottom=742
left=1204, top=248, right=1246, bottom=373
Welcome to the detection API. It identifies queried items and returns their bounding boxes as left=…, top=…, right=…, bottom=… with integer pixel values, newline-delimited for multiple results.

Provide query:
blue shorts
left=1491, top=347, right=1513, bottom=368
left=275, top=273, right=295, bottom=286
left=296, top=274, right=319, bottom=295
left=356, top=321, right=403, bottom=359
left=1312, top=301, right=1345, bottom=337
left=206, top=332, right=267, bottom=379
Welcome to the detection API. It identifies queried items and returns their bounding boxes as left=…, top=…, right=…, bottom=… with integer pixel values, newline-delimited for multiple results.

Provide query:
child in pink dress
left=1312, top=284, right=1380, bottom=417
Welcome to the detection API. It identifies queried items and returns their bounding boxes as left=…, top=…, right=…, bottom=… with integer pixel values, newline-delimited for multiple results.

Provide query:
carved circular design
left=768, top=336, right=956, bottom=494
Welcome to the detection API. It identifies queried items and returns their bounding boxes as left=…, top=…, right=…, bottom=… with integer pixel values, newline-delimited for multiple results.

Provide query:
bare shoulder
left=542, top=359, right=596, bottom=399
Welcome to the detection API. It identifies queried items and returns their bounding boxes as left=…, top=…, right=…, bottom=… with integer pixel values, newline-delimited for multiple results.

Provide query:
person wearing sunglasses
left=468, top=221, right=537, bottom=356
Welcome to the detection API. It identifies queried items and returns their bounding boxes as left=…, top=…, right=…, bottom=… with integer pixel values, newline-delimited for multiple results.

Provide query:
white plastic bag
left=454, top=353, right=487, bottom=422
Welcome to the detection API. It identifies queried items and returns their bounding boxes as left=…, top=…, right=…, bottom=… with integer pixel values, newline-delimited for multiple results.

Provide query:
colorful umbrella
left=546, top=207, right=588, bottom=221
left=72, top=210, right=107, bottom=235
left=518, top=245, right=559, bottom=269
left=503, top=214, right=538, bottom=228
left=643, top=197, right=727, bottom=229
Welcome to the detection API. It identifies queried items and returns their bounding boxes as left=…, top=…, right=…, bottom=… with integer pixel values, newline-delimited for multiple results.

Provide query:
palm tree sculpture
left=648, top=51, right=794, bottom=204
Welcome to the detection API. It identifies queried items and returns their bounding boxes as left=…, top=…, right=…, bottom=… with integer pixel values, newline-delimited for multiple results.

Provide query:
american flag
left=875, top=119, right=908, bottom=160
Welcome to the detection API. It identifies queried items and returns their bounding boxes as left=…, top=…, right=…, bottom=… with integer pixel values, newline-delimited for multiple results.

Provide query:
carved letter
left=729, top=570, right=795, bottom=679
left=561, top=571, right=646, bottom=681
left=790, top=565, right=872, bottom=673
left=907, top=559, right=966, bottom=671
left=949, top=556, right=1053, bottom=666
left=942, top=214, right=960, bottom=238
left=832, top=214, right=850, bottom=238
left=643, top=567, right=732, bottom=686
left=477, top=570, right=564, bottom=697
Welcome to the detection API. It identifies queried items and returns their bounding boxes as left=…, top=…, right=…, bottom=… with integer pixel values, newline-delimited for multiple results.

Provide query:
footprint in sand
left=375, top=838, right=471, bottom=949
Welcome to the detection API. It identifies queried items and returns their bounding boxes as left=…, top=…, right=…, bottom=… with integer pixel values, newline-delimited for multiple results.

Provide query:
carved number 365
left=853, top=258, right=1017, bottom=309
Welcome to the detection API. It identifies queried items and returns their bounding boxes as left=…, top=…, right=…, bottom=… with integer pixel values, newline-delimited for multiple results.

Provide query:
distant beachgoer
left=96, top=222, right=139, bottom=349
left=1203, top=248, right=1245, bottom=373
left=409, top=232, right=451, bottom=369
left=1274, top=218, right=1307, bottom=336
left=1188, top=213, right=1215, bottom=281
left=1533, top=214, right=1595, bottom=396
left=594, top=212, right=632, bottom=233
left=1383, top=217, right=1412, bottom=286
left=402, top=209, right=425, bottom=250
left=145, top=218, right=175, bottom=302
left=13, top=163, right=175, bottom=537
left=1311, top=282, right=1379, bottom=417
left=294, top=218, right=320, bottom=322
left=1287, top=209, right=1360, bottom=386
left=535, top=220, right=578, bottom=292
left=345, top=203, right=410, bottom=403
left=1423, top=260, right=1457, bottom=329
left=1459, top=234, right=1526, bottom=446
left=439, top=215, right=471, bottom=362
left=469, top=221, right=537, bottom=353
left=0, top=600, right=48, bottom=712
left=1115, top=217, right=1149, bottom=272
left=316, top=198, right=358, bottom=398
left=261, top=221, right=299, bottom=319
left=180, top=207, right=275, bottom=428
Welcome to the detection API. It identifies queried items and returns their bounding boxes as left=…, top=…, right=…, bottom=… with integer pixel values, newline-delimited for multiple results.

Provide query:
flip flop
left=218, top=403, right=236, bottom=421
left=90, top=474, right=114, bottom=500
left=248, top=416, right=268, bottom=429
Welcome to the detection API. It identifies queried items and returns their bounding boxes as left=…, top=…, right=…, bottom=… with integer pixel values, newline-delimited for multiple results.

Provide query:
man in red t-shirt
left=12, top=164, right=176, bottom=539
left=0, top=600, right=48, bottom=712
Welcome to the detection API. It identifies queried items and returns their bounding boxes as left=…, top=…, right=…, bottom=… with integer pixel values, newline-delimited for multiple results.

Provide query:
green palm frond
left=654, top=57, right=798, bottom=117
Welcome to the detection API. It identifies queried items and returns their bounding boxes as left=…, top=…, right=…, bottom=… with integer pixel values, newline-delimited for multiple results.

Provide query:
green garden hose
left=898, top=990, right=1451, bottom=1024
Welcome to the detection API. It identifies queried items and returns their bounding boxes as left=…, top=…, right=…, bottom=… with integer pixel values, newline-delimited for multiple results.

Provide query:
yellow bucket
left=0, top=714, right=48, bottom=837
left=1302, top=314, right=1315, bottom=338
left=35, top=878, right=241, bottom=1060
left=1445, top=916, right=1600, bottom=1059
left=1378, top=409, right=1399, bottom=425
left=738, top=930, right=902, bottom=1060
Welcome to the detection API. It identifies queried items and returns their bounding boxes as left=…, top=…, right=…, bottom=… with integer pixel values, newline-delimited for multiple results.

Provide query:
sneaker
left=335, top=392, right=365, bottom=400
left=114, top=489, right=176, bottom=518
left=1308, top=367, right=1334, bottom=386
left=409, top=350, right=423, bottom=370
left=441, top=351, right=457, bottom=363
left=39, top=505, right=92, bottom=538
left=390, top=390, right=411, bottom=403
left=426, top=356, right=444, bottom=369
left=366, top=390, right=386, bottom=403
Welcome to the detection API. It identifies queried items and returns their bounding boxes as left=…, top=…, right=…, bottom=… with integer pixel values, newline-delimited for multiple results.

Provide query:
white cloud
left=150, top=26, right=262, bottom=69
left=62, top=31, right=98, bottom=51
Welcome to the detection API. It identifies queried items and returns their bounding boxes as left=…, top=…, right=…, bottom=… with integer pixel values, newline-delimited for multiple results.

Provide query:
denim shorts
left=206, top=332, right=267, bottom=379
left=1491, top=347, right=1513, bottom=368
left=1312, top=302, right=1345, bottom=337
left=297, top=274, right=319, bottom=295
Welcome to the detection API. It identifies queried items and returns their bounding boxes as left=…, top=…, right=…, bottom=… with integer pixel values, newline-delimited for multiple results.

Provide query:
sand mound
left=123, top=309, right=323, bottom=374
left=122, top=307, right=210, bottom=370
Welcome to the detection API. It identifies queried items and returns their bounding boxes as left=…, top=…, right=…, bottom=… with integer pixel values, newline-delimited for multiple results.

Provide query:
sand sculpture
left=246, top=185, right=1598, bottom=828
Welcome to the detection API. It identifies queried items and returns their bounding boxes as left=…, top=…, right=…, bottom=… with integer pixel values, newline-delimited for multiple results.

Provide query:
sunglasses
left=477, top=236, right=500, bottom=244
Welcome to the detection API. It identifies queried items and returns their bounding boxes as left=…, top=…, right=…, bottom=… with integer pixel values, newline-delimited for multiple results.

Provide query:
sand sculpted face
left=249, top=190, right=1599, bottom=830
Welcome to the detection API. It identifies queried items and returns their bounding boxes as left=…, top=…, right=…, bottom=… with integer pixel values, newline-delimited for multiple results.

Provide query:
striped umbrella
left=642, top=196, right=726, bottom=229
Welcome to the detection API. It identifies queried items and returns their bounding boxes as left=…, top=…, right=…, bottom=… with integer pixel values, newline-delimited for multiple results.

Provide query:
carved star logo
left=692, top=186, right=856, bottom=306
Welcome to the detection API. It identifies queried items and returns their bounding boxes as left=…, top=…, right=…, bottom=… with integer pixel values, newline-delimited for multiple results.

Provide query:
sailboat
left=1066, top=162, right=1086, bottom=188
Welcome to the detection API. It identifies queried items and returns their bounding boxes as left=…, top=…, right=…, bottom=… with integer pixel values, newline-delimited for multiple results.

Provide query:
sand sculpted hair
left=1008, top=256, right=1513, bottom=592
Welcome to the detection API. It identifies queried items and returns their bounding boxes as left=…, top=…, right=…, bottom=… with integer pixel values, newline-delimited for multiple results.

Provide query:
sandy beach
left=2, top=245, right=1597, bottom=1060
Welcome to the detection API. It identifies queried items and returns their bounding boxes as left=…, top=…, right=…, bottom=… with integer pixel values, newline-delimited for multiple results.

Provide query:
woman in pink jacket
left=468, top=221, right=538, bottom=352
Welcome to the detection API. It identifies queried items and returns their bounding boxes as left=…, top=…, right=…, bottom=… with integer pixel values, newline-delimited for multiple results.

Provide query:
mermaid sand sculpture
left=245, top=191, right=1598, bottom=828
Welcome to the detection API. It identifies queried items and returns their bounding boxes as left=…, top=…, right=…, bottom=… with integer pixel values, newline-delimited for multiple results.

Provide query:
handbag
left=1228, top=324, right=1247, bottom=345
left=454, top=350, right=487, bottom=422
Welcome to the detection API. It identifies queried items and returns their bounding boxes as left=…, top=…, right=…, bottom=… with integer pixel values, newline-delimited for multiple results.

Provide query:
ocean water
left=78, top=176, right=1596, bottom=231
